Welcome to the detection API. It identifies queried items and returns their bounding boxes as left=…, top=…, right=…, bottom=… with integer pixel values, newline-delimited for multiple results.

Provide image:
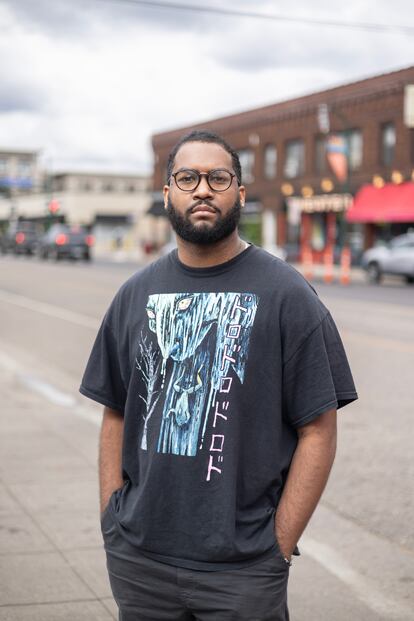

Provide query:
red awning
left=346, top=182, right=414, bottom=223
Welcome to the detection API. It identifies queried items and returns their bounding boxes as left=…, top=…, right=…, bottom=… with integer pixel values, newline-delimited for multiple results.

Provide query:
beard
left=166, top=196, right=241, bottom=245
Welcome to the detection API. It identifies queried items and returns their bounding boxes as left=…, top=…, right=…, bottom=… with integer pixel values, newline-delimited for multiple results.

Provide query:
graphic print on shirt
left=136, top=293, right=258, bottom=464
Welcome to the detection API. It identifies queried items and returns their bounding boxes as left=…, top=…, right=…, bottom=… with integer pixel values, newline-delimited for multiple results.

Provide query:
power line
left=96, top=0, right=414, bottom=34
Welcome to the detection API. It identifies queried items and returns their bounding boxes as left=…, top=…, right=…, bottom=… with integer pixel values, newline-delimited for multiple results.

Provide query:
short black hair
left=166, top=130, right=242, bottom=186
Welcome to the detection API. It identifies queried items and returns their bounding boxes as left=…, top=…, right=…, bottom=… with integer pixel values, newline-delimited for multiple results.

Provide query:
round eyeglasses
left=171, top=168, right=236, bottom=192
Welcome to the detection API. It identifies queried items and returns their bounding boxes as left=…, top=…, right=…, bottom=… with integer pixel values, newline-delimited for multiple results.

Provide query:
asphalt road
left=0, top=254, right=413, bottom=620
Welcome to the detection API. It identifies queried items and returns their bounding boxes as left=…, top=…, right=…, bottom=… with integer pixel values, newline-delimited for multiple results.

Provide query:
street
left=0, top=255, right=413, bottom=620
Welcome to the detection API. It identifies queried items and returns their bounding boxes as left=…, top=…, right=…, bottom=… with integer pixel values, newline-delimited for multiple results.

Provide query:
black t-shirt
left=80, top=245, right=357, bottom=570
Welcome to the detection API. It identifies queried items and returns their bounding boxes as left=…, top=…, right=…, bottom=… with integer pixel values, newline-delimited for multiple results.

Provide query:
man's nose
left=193, top=175, right=213, bottom=199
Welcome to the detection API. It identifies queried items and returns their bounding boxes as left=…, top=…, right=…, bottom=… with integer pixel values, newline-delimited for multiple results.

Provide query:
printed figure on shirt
left=136, top=292, right=259, bottom=457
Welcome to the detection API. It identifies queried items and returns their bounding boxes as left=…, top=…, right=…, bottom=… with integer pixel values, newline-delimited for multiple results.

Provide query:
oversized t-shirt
left=80, top=245, right=358, bottom=570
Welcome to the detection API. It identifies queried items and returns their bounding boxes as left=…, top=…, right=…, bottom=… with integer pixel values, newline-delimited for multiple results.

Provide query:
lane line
left=0, top=350, right=101, bottom=426
left=301, top=537, right=414, bottom=619
left=325, top=296, right=414, bottom=318
left=20, top=374, right=77, bottom=408
left=0, top=289, right=100, bottom=330
left=342, top=330, right=414, bottom=354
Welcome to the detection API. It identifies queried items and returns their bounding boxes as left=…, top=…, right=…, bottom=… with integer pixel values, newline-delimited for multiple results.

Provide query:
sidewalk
left=0, top=342, right=406, bottom=620
left=292, top=262, right=366, bottom=285
left=0, top=362, right=116, bottom=620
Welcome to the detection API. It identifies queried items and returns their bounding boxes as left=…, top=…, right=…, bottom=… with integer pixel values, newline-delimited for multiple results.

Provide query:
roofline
left=51, top=171, right=151, bottom=179
left=152, top=65, right=414, bottom=146
left=0, top=148, right=39, bottom=156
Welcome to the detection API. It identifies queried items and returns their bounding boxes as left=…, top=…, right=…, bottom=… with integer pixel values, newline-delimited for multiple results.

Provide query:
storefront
left=287, top=193, right=353, bottom=261
left=346, top=182, right=414, bottom=247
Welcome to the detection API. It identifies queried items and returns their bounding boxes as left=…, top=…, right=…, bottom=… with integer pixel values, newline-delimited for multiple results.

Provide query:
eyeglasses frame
left=170, top=168, right=238, bottom=193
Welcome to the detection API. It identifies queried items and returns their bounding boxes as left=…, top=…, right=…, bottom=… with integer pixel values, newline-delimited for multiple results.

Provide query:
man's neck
left=175, top=232, right=248, bottom=268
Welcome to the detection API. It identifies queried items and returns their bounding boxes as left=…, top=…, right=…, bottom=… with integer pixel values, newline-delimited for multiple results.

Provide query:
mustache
left=188, top=200, right=219, bottom=213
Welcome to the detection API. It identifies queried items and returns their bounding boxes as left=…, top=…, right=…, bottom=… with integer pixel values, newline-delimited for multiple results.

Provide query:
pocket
left=100, top=502, right=115, bottom=537
left=100, top=486, right=123, bottom=537
left=100, top=502, right=112, bottom=527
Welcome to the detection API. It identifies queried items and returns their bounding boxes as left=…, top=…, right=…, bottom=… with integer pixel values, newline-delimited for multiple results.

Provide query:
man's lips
left=191, top=204, right=217, bottom=214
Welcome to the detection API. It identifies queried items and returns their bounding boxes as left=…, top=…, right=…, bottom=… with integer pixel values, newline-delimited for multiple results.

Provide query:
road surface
left=0, top=255, right=413, bottom=620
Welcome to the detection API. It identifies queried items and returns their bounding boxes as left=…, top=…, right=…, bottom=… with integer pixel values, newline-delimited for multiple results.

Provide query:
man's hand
left=275, top=409, right=337, bottom=559
left=99, top=406, right=125, bottom=515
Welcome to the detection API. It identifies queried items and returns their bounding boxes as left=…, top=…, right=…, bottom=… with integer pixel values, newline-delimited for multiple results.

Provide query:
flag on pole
left=326, top=134, right=348, bottom=183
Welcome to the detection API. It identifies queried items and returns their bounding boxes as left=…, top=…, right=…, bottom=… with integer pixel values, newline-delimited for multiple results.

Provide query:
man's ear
left=239, top=185, right=246, bottom=207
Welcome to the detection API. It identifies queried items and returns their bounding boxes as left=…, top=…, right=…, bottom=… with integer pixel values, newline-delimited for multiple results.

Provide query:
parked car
left=37, top=224, right=94, bottom=261
left=0, top=221, right=40, bottom=255
left=361, top=232, right=414, bottom=283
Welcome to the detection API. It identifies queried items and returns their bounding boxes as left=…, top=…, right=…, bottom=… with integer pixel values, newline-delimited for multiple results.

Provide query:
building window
left=0, top=158, right=7, bottom=175
left=315, top=136, right=327, bottom=173
left=52, top=178, right=64, bottom=192
left=284, top=139, right=305, bottom=178
left=381, top=123, right=396, bottom=166
left=102, top=183, right=114, bottom=192
left=264, top=145, right=277, bottom=179
left=18, top=159, right=31, bottom=177
left=82, top=181, right=92, bottom=191
left=127, top=184, right=136, bottom=192
left=346, top=129, right=363, bottom=170
left=238, top=149, right=254, bottom=183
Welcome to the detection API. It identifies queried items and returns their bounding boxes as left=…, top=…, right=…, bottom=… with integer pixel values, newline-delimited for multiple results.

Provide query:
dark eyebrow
left=173, top=167, right=234, bottom=175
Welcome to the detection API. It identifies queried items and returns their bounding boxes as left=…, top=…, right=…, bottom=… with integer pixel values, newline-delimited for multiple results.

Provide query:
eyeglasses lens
left=175, top=170, right=199, bottom=190
left=208, top=171, right=232, bottom=191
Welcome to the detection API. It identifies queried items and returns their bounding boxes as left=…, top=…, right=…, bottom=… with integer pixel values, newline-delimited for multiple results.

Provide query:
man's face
left=163, top=141, right=245, bottom=245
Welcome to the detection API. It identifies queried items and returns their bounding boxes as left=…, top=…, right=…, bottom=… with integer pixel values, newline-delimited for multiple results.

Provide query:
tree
left=136, top=335, right=161, bottom=450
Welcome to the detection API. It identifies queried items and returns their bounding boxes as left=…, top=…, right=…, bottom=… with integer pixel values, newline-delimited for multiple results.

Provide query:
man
left=80, top=130, right=357, bottom=620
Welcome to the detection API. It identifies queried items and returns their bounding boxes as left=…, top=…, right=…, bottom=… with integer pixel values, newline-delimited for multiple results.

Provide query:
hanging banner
left=326, top=134, right=348, bottom=183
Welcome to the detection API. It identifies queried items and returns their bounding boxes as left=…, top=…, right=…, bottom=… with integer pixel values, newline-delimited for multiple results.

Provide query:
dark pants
left=102, top=509, right=290, bottom=621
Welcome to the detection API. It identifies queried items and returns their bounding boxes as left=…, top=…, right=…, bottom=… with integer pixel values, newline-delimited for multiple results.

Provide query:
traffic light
left=48, top=199, right=60, bottom=214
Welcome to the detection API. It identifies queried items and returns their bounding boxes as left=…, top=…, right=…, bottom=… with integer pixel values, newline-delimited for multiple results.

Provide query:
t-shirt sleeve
left=282, top=312, right=358, bottom=428
left=79, top=314, right=127, bottom=414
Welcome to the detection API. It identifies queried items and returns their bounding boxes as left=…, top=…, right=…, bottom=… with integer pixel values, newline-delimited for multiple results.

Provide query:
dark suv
left=0, top=221, right=40, bottom=255
left=37, top=224, right=94, bottom=261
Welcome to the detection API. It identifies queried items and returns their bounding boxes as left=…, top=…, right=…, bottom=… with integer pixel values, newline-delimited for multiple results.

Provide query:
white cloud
left=0, top=0, right=412, bottom=173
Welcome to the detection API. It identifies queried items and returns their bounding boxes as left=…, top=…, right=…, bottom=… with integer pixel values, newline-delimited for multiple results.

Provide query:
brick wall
left=152, top=66, right=414, bottom=201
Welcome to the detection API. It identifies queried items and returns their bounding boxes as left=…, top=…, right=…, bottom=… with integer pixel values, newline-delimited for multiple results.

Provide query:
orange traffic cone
left=323, top=247, right=334, bottom=284
left=340, top=247, right=351, bottom=286
left=302, top=247, right=313, bottom=281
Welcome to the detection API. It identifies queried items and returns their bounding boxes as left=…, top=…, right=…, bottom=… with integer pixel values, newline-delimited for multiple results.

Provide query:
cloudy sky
left=0, top=0, right=413, bottom=174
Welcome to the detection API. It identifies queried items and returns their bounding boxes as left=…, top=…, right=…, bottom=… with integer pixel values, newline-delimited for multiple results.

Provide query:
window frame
left=380, top=122, right=396, bottom=167
left=263, top=144, right=277, bottom=179
left=284, top=138, right=305, bottom=179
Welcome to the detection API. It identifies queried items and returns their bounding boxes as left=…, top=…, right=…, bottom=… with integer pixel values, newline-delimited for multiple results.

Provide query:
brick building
left=151, top=66, right=414, bottom=261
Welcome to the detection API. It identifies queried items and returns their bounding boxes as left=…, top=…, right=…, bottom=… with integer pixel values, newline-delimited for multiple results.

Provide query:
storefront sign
left=287, top=193, right=353, bottom=217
